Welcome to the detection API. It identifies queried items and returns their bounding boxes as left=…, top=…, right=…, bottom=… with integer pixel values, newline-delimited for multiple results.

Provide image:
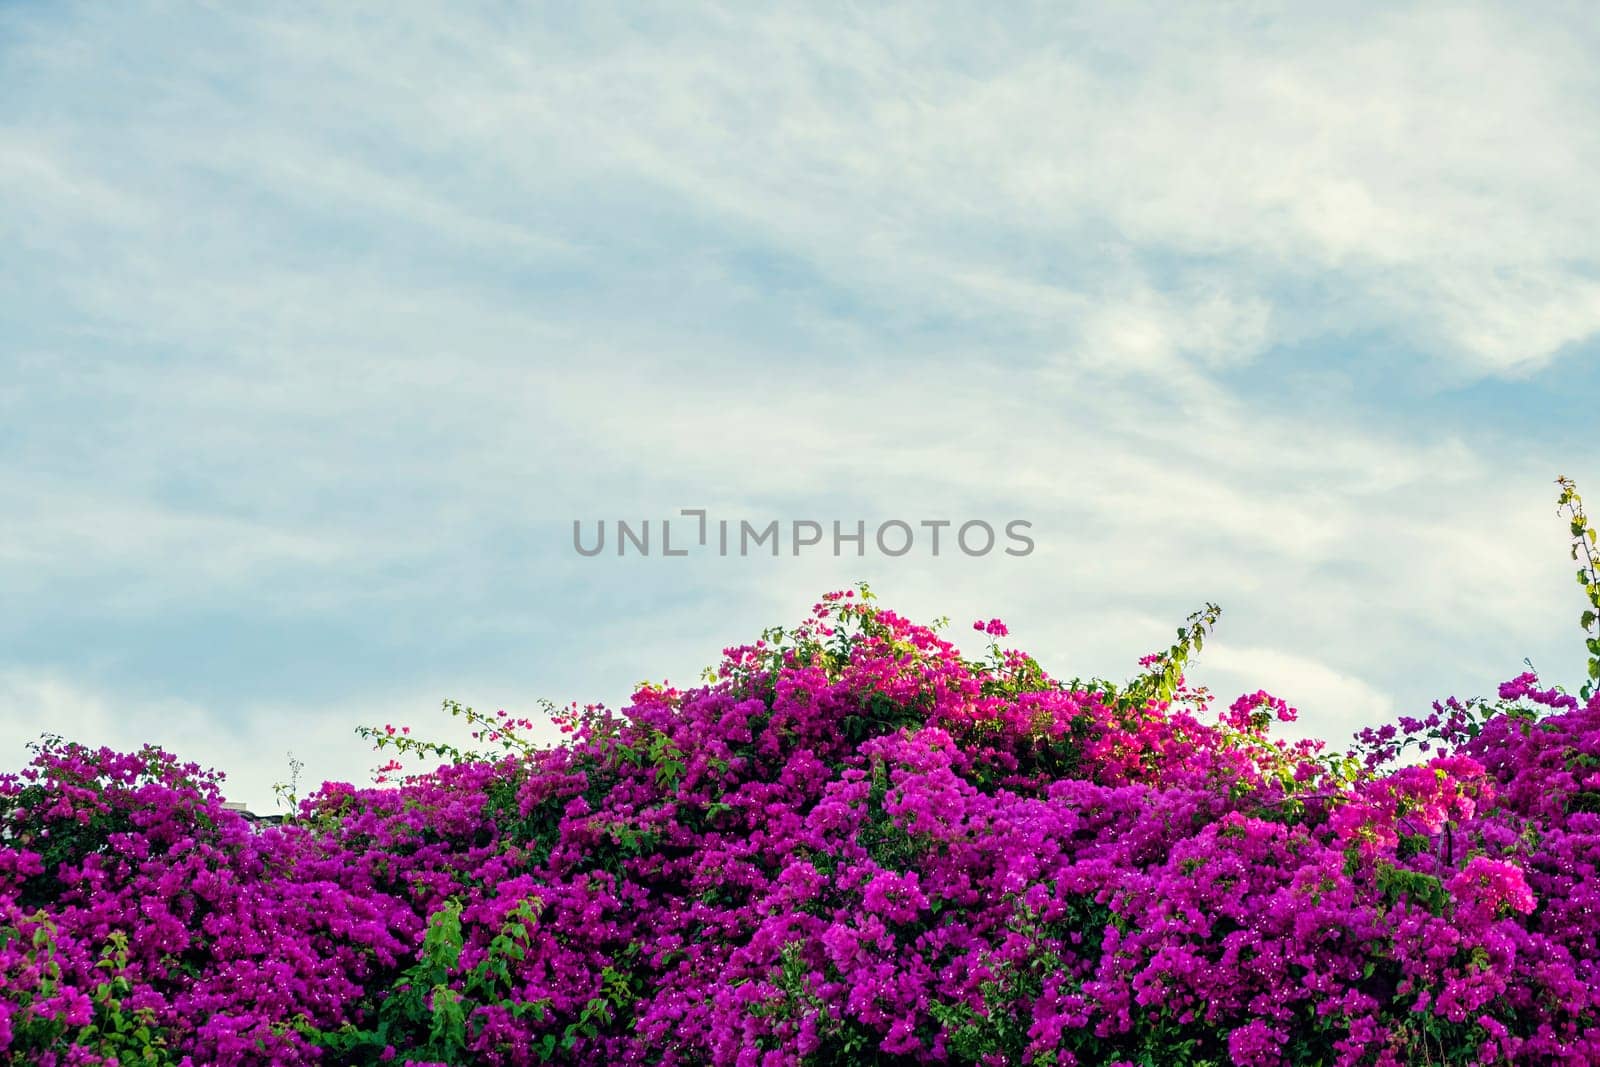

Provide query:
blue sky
left=2, top=2, right=1597, bottom=809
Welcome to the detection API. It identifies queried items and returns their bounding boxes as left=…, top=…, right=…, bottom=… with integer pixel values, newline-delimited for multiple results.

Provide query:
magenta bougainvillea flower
left=3, top=587, right=1599, bottom=1065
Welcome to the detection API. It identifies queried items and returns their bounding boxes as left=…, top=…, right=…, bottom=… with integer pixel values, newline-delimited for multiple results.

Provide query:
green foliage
left=1374, top=861, right=1450, bottom=916
left=270, top=750, right=306, bottom=822
left=0, top=915, right=181, bottom=1065
left=1556, top=475, right=1600, bottom=699
left=1045, top=602, right=1224, bottom=733
left=1126, top=603, right=1223, bottom=710
left=297, top=896, right=553, bottom=1064
left=356, top=700, right=491, bottom=767
left=616, top=724, right=686, bottom=790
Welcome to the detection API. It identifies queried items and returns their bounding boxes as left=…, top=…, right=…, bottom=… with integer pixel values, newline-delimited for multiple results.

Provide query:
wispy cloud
left=1, top=2, right=1595, bottom=807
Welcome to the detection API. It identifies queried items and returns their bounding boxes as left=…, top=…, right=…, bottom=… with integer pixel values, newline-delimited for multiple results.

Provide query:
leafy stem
left=1556, top=475, right=1600, bottom=698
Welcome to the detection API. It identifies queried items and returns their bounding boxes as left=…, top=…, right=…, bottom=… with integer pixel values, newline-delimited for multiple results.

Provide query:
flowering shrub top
left=4, top=556, right=1600, bottom=1064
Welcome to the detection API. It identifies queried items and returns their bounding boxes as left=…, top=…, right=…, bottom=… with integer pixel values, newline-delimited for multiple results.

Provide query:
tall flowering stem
left=1557, top=475, right=1600, bottom=699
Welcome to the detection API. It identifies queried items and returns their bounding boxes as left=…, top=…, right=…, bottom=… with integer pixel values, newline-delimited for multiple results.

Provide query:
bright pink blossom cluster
left=2, top=592, right=1599, bottom=1065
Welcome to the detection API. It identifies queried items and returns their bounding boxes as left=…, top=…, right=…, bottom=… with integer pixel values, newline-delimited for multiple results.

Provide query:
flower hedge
left=3, top=480, right=1600, bottom=1066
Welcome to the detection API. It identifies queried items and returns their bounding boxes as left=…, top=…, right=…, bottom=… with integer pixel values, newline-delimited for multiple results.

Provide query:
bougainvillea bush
left=4, top=481, right=1600, bottom=1067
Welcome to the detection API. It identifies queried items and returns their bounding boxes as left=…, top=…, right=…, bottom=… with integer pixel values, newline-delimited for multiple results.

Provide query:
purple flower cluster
left=2, top=590, right=1599, bottom=1065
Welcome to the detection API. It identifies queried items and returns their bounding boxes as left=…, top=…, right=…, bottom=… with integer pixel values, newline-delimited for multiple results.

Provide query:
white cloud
left=332, top=2, right=1597, bottom=373
left=0, top=1, right=1596, bottom=793
left=0, top=133, right=151, bottom=230
left=10, top=4, right=1599, bottom=376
